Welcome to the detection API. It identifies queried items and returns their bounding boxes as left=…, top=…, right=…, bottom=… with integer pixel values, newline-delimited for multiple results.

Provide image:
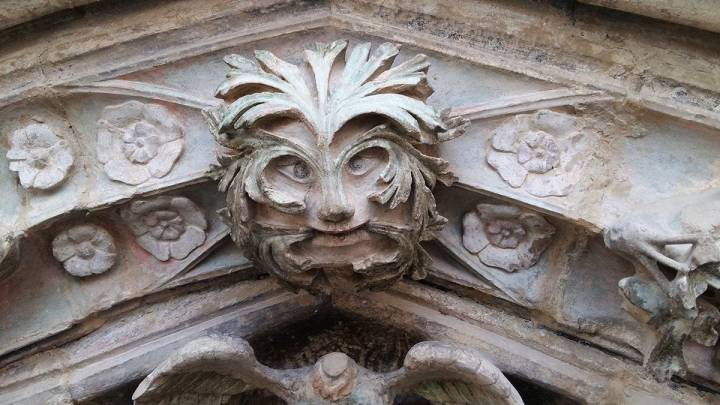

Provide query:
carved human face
left=224, top=118, right=440, bottom=293
left=213, top=40, right=465, bottom=293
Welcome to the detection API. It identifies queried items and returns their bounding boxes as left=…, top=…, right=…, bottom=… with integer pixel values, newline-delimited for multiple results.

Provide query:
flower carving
left=7, top=123, right=74, bottom=189
left=97, top=101, right=184, bottom=185
left=121, top=196, right=207, bottom=261
left=52, top=224, right=116, bottom=277
left=486, top=110, right=580, bottom=197
left=462, top=203, right=555, bottom=272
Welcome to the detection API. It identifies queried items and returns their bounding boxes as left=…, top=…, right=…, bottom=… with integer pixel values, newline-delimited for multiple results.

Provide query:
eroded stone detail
left=121, top=196, right=207, bottom=261
left=486, top=110, right=581, bottom=197
left=462, top=203, right=555, bottom=272
left=211, top=40, right=467, bottom=294
left=7, top=123, right=74, bottom=190
left=97, top=101, right=184, bottom=185
left=132, top=335, right=523, bottom=404
left=604, top=188, right=720, bottom=381
left=52, top=224, right=116, bottom=277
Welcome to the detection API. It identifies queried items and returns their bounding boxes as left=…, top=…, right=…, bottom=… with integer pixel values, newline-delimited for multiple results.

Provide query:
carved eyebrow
left=336, top=125, right=403, bottom=163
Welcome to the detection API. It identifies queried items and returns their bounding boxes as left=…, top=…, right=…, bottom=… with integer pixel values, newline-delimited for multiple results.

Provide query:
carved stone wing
left=132, top=336, right=292, bottom=405
left=386, top=341, right=524, bottom=405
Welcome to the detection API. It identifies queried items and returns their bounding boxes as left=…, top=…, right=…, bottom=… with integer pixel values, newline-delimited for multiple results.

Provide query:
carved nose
left=318, top=201, right=355, bottom=223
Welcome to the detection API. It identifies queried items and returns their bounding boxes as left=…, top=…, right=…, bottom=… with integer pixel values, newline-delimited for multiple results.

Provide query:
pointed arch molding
left=1, top=1, right=720, bottom=404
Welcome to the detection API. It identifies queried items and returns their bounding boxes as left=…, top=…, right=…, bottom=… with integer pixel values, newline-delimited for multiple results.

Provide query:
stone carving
left=211, top=40, right=467, bottom=294
left=604, top=188, right=720, bottom=381
left=132, top=335, right=523, bottom=404
left=97, top=100, right=184, bottom=185
left=121, top=195, right=207, bottom=261
left=51, top=224, right=117, bottom=277
left=486, top=110, right=581, bottom=197
left=7, top=123, right=74, bottom=190
left=462, top=203, right=555, bottom=272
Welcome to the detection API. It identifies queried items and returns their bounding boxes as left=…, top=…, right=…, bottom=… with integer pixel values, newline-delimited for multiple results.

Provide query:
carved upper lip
left=312, top=222, right=367, bottom=235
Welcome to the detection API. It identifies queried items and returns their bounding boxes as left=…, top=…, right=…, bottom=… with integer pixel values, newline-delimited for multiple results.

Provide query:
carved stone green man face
left=213, top=40, right=466, bottom=294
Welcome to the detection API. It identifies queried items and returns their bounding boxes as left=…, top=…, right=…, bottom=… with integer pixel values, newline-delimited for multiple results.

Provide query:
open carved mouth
left=310, top=228, right=373, bottom=247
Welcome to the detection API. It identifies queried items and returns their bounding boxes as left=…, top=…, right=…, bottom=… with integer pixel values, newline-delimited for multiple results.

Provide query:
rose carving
left=121, top=196, right=207, bottom=261
left=7, top=123, right=74, bottom=189
left=486, top=110, right=580, bottom=197
left=97, top=101, right=184, bottom=185
left=52, top=224, right=116, bottom=277
left=462, top=203, right=555, bottom=272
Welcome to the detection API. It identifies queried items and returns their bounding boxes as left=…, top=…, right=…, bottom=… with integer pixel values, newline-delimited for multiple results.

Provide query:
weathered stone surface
left=0, top=1, right=719, bottom=403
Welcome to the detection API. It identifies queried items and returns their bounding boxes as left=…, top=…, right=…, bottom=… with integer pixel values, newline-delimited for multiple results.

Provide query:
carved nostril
left=319, top=203, right=355, bottom=223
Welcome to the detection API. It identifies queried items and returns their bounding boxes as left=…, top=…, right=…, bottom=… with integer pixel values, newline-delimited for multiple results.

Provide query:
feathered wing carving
left=132, top=336, right=294, bottom=405
left=133, top=337, right=523, bottom=404
left=387, top=341, right=524, bottom=405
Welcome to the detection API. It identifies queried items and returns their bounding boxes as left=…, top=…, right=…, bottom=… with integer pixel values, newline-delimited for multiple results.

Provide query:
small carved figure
left=211, top=40, right=467, bottom=293
left=132, top=335, right=523, bottom=404
left=604, top=187, right=720, bottom=381
left=462, top=203, right=555, bottom=272
left=7, top=123, right=74, bottom=190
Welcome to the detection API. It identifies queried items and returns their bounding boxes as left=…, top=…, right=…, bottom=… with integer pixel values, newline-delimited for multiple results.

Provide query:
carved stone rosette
left=52, top=224, right=117, bottom=277
left=121, top=196, right=207, bottom=261
left=97, top=101, right=184, bottom=185
left=462, top=203, right=555, bottom=272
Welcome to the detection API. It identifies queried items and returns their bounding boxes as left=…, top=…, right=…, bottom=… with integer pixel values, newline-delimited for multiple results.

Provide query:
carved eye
left=347, top=149, right=382, bottom=176
left=275, top=156, right=313, bottom=184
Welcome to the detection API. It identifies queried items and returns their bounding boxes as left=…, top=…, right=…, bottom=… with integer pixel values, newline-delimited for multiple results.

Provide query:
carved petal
left=462, top=211, right=489, bottom=254
left=171, top=197, right=207, bottom=229
left=52, top=233, right=76, bottom=261
left=491, top=116, right=524, bottom=152
left=487, top=151, right=527, bottom=188
left=147, top=140, right=183, bottom=178
left=89, top=251, right=116, bottom=274
left=169, top=226, right=206, bottom=260
left=63, top=257, right=93, bottom=277
left=142, top=103, right=182, bottom=140
left=54, top=147, right=74, bottom=171
left=13, top=162, right=39, bottom=188
left=33, top=166, right=67, bottom=189
left=137, top=233, right=170, bottom=261
left=478, top=244, right=536, bottom=272
left=101, top=101, right=143, bottom=128
left=104, top=158, right=150, bottom=185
